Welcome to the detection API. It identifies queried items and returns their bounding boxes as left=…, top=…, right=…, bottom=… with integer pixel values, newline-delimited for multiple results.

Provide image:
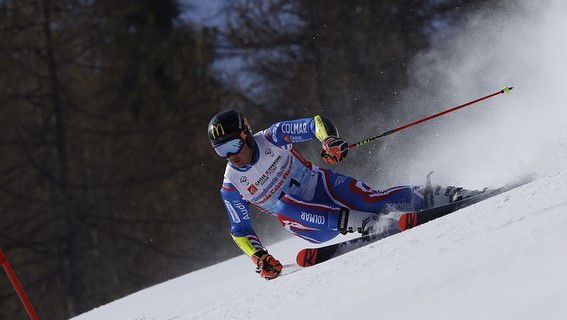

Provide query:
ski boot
left=400, top=172, right=487, bottom=231
left=420, top=171, right=485, bottom=208
left=338, top=208, right=401, bottom=237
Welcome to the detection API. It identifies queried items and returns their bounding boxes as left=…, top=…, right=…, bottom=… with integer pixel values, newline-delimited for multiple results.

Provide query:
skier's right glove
left=321, top=136, right=349, bottom=165
left=251, top=249, right=283, bottom=280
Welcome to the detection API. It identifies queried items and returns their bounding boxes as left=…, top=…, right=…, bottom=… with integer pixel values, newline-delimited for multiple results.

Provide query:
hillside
left=72, top=171, right=567, bottom=320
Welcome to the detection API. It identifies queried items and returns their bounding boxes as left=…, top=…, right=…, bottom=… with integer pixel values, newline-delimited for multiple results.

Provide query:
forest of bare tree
left=0, top=1, right=492, bottom=319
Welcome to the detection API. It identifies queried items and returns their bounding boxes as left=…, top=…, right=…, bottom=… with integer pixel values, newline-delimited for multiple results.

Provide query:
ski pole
left=349, top=86, right=514, bottom=150
left=1, top=249, right=40, bottom=320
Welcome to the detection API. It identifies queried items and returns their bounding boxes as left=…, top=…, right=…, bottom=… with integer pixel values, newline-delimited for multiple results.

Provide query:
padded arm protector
left=231, top=234, right=262, bottom=257
left=314, top=115, right=339, bottom=141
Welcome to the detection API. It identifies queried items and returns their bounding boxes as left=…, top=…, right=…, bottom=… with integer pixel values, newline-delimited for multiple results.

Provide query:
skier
left=209, top=110, right=472, bottom=280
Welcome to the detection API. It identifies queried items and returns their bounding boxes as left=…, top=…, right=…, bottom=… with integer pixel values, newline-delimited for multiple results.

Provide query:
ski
left=296, top=232, right=386, bottom=267
left=398, top=178, right=532, bottom=231
left=296, top=177, right=533, bottom=268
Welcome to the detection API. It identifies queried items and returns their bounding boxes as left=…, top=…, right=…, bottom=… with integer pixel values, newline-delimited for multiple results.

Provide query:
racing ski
left=296, top=178, right=532, bottom=268
left=296, top=232, right=386, bottom=267
left=398, top=178, right=531, bottom=231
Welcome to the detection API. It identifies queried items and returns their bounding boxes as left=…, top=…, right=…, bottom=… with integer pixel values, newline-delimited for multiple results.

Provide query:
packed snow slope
left=72, top=171, right=567, bottom=320
left=72, top=2, right=567, bottom=319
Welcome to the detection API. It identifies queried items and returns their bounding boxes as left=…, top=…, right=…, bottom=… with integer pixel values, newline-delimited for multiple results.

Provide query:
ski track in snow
left=72, top=171, right=567, bottom=320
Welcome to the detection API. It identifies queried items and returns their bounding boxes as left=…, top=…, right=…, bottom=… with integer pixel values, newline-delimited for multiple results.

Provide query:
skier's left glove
left=251, top=249, right=283, bottom=280
left=321, top=136, right=349, bottom=165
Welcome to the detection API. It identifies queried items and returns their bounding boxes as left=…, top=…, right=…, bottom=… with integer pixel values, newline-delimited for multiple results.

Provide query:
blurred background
left=1, top=0, right=546, bottom=319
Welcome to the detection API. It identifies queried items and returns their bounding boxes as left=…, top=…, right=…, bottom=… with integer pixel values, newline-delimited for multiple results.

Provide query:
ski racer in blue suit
left=208, top=110, right=465, bottom=280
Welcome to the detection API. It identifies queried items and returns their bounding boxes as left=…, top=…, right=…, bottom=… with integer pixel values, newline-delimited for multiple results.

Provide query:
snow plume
left=367, top=0, right=567, bottom=189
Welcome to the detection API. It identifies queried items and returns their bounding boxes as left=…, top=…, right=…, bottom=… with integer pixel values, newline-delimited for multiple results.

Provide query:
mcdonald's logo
left=210, top=124, right=225, bottom=138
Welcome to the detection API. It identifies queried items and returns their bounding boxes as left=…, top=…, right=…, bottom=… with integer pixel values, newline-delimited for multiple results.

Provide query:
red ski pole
left=349, top=86, right=514, bottom=150
left=0, top=249, right=40, bottom=320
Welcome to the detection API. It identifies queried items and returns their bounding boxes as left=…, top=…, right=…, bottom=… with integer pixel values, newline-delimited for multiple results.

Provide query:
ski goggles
left=213, top=137, right=245, bottom=158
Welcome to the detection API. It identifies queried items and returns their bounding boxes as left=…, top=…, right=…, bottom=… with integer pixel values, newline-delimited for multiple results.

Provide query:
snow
left=72, top=1, right=567, bottom=319
left=71, top=171, right=567, bottom=320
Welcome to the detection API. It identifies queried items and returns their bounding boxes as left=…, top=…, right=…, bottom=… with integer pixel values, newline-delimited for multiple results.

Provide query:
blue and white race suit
left=220, top=117, right=425, bottom=255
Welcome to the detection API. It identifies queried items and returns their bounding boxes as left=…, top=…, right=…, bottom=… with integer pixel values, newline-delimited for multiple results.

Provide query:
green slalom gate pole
left=349, top=86, right=514, bottom=150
